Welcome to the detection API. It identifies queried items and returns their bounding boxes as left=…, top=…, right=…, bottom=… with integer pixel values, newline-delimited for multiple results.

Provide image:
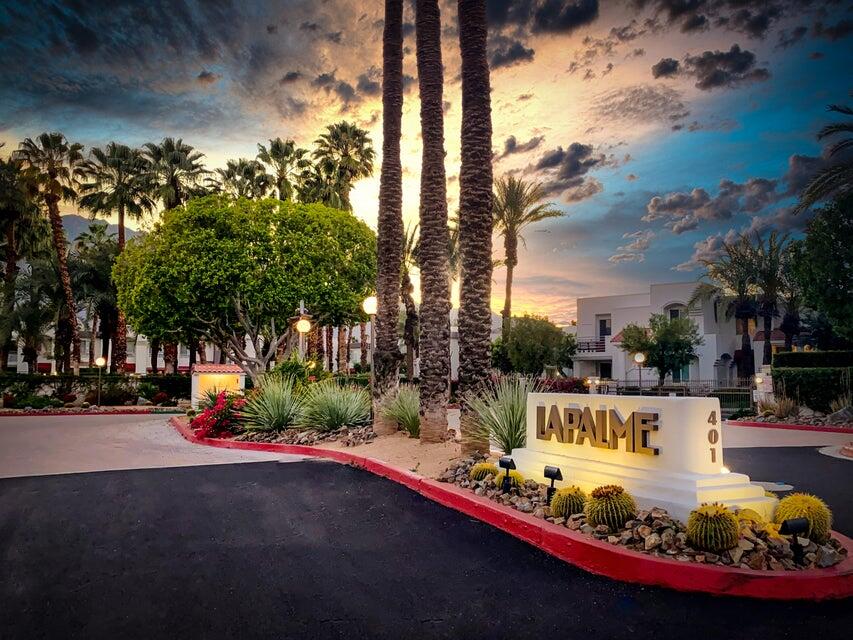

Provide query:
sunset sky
left=1, top=0, right=851, bottom=323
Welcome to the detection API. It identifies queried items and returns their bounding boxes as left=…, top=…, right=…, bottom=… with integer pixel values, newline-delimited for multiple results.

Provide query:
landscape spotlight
left=779, top=517, right=810, bottom=564
left=543, top=465, right=563, bottom=504
left=499, top=456, right=516, bottom=493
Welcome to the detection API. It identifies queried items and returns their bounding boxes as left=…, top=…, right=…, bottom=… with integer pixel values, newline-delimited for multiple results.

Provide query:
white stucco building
left=572, top=281, right=776, bottom=385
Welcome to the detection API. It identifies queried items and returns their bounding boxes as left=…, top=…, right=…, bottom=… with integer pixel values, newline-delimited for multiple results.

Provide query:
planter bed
left=170, top=417, right=853, bottom=600
left=0, top=407, right=184, bottom=417
left=727, top=419, right=853, bottom=433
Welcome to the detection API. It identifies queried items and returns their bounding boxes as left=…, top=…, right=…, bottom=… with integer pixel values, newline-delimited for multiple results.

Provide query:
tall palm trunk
left=163, top=341, right=177, bottom=374
left=88, top=310, right=97, bottom=367
left=325, top=326, right=334, bottom=371
left=113, top=203, right=128, bottom=373
left=373, top=0, right=406, bottom=434
left=416, top=0, right=451, bottom=442
left=501, top=233, right=517, bottom=340
left=46, top=195, right=81, bottom=374
left=402, top=271, right=418, bottom=382
left=150, top=338, right=160, bottom=374
left=761, top=310, right=773, bottom=366
left=0, top=226, right=17, bottom=370
left=359, top=322, right=368, bottom=368
left=197, top=340, right=208, bottom=364
left=457, top=0, right=493, bottom=453
left=337, top=325, right=348, bottom=373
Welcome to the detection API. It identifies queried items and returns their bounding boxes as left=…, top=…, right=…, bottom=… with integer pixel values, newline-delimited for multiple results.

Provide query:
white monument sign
left=509, top=393, right=776, bottom=522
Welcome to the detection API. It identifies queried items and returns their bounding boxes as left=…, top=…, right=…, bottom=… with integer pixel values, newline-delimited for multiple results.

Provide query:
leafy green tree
left=257, top=138, right=311, bottom=201
left=114, top=196, right=376, bottom=381
left=791, top=196, right=853, bottom=341
left=11, top=262, right=58, bottom=373
left=493, top=175, right=561, bottom=339
left=618, top=314, right=704, bottom=385
left=498, top=315, right=574, bottom=375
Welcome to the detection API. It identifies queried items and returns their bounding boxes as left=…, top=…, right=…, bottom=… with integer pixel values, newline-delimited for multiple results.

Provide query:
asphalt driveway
left=1, top=460, right=850, bottom=640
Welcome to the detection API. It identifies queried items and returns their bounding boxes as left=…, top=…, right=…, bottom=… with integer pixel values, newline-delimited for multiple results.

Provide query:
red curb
left=169, top=417, right=853, bottom=600
left=727, top=420, right=853, bottom=434
left=0, top=408, right=183, bottom=418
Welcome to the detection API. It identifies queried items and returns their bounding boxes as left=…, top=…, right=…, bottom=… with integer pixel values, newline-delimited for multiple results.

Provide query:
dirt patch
left=318, top=431, right=464, bottom=478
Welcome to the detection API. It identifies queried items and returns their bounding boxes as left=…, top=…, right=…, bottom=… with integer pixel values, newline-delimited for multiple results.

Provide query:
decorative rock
left=533, top=507, right=546, bottom=519
left=580, top=524, right=595, bottom=535
left=816, top=545, right=841, bottom=568
left=553, top=517, right=566, bottom=526
left=644, top=533, right=662, bottom=551
left=594, top=524, right=610, bottom=535
left=636, top=525, right=653, bottom=539
left=737, top=538, right=755, bottom=552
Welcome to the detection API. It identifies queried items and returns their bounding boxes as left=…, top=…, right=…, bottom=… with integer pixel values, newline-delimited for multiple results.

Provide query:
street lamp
left=633, top=352, right=647, bottom=394
left=293, top=300, right=312, bottom=360
left=95, top=356, right=106, bottom=406
left=362, top=295, right=377, bottom=385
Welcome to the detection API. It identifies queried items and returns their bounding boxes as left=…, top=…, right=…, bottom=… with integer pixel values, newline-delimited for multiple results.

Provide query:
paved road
left=0, top=415, right=291, bottom=478
left=1, top=461, right=850, bottom=640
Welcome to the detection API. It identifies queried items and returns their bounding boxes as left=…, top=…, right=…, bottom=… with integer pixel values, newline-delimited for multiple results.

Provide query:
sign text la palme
left=536, top=405, right=661, bottom=456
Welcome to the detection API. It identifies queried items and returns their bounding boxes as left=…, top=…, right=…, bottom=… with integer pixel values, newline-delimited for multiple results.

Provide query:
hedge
left=0, top=373, right=191, bottom=399
left=772, top=367, right=852, bottom=413
left=772, top=350, right=853, bottom=368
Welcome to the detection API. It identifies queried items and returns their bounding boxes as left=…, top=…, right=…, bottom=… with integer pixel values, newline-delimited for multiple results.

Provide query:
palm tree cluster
left=1, top=122, right=374, bottom=375
left=690, top=231, right=802, bottom=377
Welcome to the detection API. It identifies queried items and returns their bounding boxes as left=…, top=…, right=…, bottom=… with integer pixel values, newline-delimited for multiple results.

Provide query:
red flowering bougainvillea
left=190, top=391, right=246, bottom=438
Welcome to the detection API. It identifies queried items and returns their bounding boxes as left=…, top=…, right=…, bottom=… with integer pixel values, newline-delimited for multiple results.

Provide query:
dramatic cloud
left=196, top=70, right=220, bottom=85
left=746, top=206, right=815, bottom=236
left=775, top=26, right=808, bottom=49
left=356, top=67, right=382, bottom=96
left=498, top=135, right=545, bottom=159
left=632, top=0, right=792, bottom=39
left=609, top=229, right=655, bottom=263
left=812, top=19, right=853, bottom=41
left=673, top=230, right=738, bottom=271
left=490, top=39, right=535, bottom=69
left=531, top=142, right=611, bottom=200
left=652, top=45, right=770, bottom=90
left=592, top=84, right=688, bottom=125
left=533, top=0, right=600, bottom=34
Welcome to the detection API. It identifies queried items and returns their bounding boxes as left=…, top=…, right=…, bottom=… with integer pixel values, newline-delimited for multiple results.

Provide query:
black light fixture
left=780, top=517, right=810, bottom=564
left=543, top=465, right=563, bottom=504
left=499, top=456, right=516, bottom=493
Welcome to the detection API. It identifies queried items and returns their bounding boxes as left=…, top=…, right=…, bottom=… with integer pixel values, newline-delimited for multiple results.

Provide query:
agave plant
left=240, top=376, right=304, bottom=431
left=381, top=385, right=420, bottom=437
left=297, top=381, right=370, bottom=433
left=463, top=375, right=542, bottom=454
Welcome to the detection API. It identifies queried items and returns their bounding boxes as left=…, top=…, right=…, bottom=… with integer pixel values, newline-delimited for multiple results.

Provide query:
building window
left=672, top=363, right=690, bottom=382
left=598, top=361, right=612, bottom=379
left=597, top=315, right=611, bottom=337
left=665, top=303, right=687, bottom=320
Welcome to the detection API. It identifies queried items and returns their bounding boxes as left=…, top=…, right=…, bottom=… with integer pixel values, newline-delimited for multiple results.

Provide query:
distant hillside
left=61, top=214, right=141, bottom=242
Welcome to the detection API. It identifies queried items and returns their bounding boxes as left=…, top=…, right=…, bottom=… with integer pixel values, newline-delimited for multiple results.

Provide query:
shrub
left=61, top=393, right=76, bottom=403
left=584, top=485, right=636, bottom=530
left=687, top=503, right=739, bottom=552
left=151, top=391, right=170, bottom=405
left=830, top=391, right=852, bottom=413
left=469, top=462, right=499, bottom=481
left=550, top=486, right=586, bottom=518
left=774, top=493, right=832, bottom=544
left=494, top=469, right=524, bottom=490
left=772, top=367, right=852, bottom=412
left=240, top=376, right=304, bottom=432
left=16, top=395, right=63, bottom=409
left=773, top=350, right=853, bottom=368
left=198, top=388, right=223, bottom=410
left=540, top=377, right=587, bottom=394
left=759, top=396, right=799, bottom=418
left=270, top=356, right=330, bottom=387
left=463, top=375, right=542, bottom=453
left=136, top=381, right=159, bottom=400
left=190, top=391, right=246, bottom=438
left=381, top=385, right=419, bottom=437
left=297, top=381, right=370, bottom=433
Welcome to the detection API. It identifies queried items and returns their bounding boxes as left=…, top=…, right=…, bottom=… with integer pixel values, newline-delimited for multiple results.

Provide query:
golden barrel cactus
left=469, top=462, right=499, bottom=481
left=550, top=486, right=587, bottom=519
left=774, top=493, right=832, bottom=543
left=584, top=485, right=636, bottom=530
left=494, top=470, right=524, bottom=490
left=687, top=503, right=739, bottom=552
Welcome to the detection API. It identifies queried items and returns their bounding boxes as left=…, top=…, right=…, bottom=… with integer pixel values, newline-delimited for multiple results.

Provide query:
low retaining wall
left=727, top=420, right=853, bottom=434
left=171, top=417, right=853, bottom=601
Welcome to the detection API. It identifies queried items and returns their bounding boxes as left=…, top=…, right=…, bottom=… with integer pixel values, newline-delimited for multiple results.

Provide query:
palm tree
left=0, top=155, right=48, bottom=368
left=794, top=105, right=852, bottom=213
left=747, top=231, right=789, bottom=366
left=780, top=242, right=803, bottom=351
left=401, top=224, right=419, bottom=382
left=14, top=132, right=85, bottom=374
left=73, top=223, right=119, bottom=368
left=690, top=234, right=757, bottom=379
left=11, top=263, right=57, bottom=373
left=216, top=158, right=273, bottom=199
left=493, top=175, right=561, bottom=339
left=415, top=0, right=451, bottom=443
left=257, top=138, right=310, bottom=201
left=457, top=0, right=493, bottom=453
left=312, top=121, right=375, bottom=210
left=79, top=143, right=153, bottom=372
left=143, top=138, right=206, bottom=210
left=372, top=0, right=406, bottom=435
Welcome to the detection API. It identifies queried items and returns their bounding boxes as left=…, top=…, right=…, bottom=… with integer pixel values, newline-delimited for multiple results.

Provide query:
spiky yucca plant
left=550, top=486, right=586, bottom=518
left=241, top=375, right=304, bottom=431
left=687, top=503, right=739, bottom=552
left=469, top=462, right=499, bottom=481
left=463, top=375, right=542, bottom=453
left=381, top=385, right=420, bottom=437
left=494, top=470, right=524, bottom=490
left=297, top=381, right=371, bottom=433
left=774, top=493, right=832, bottom=543
left=584, top=485, right=636, bottom=530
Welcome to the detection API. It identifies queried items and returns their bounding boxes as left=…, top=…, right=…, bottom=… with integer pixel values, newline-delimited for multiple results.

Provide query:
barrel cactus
left=584, top=485, right=636, bottom=530
left=687, top=503, right=739, bottom=552
left=494, top=470, right=524, bottom=490
left=774, top=493, right=832, bottom=543
left=469, top=462, right=499, bottom=481
left=551, top=486, right=587, bottom=519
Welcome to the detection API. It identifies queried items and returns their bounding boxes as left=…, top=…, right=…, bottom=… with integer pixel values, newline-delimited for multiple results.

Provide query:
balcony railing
left=577, top=336, right=606, bottom=353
